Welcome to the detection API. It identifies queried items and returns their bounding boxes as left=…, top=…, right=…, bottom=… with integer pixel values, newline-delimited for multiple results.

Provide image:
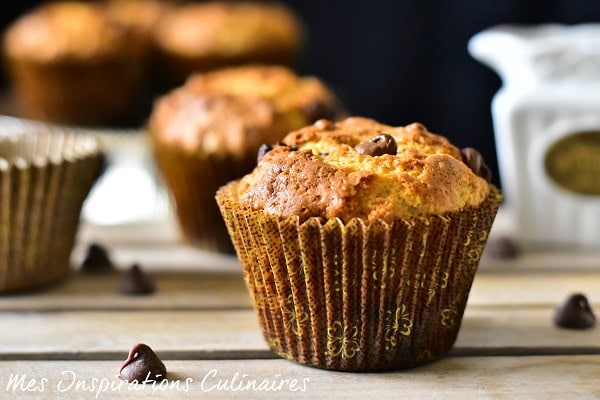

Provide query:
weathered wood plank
left=0, top=307, right=596, bottom=359
left=480, top=248, right=600, bottom=271
left=0, top=356, right=598, bottom=399
left=469, top=271, right=600, bottom=306
left=0, top=310, right=265, bottom=358
left=78, top=207, right=600, bottom=273
left=1, top=269, right=599, bottom=311
left=0, top=272, right=250, bottom=311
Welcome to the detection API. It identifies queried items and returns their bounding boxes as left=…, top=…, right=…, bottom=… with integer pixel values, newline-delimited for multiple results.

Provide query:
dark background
left=3, top=0, right=600, bottom=186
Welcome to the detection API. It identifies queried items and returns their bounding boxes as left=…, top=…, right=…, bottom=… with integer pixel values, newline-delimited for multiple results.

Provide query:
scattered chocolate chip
left=81, top=243, right=114, bottom=273
left=119, top=343, right=167, bottom=382
left=554, top=293, right=596, bottom=330
left=257, top=144, right=272, bottom=163
left=288, top=143, right=298, bottom=151
left=461, top=147, right=492, bottom=182
left=355, top=133, right=397, bottom=156
left=321, top=152, right=329, bottom=158
left=303, top=100, right=336, bottom=122
left=485, top=236, right=521, bottom=260
left=119, top=264, right=155, bottom=295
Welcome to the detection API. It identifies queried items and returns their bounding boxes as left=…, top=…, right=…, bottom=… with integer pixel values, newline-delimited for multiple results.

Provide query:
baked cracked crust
left=150, top=65, right=341, bottom=155
left=235, top=117, right=491, bottom=221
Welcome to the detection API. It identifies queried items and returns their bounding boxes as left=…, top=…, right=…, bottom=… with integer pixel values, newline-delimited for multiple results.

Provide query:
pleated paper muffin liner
left=153, top=142, right=258, bottom=253
left=0, top=130, right=103, bottom=292
left=217, top=182, right=501, bottom=371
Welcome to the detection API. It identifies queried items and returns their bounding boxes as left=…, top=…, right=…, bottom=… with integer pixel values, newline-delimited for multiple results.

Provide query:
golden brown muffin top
left=105, top=0, right=167, bottom=37
left=235, top=117, right=491, bottom=221
left=154, top=1, right=302, bottom=59
left=4, top=2, right=137, bottom=62
left=150, top=65, right=341, bottom=155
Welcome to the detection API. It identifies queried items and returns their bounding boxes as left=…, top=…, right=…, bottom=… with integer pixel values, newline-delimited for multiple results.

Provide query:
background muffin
left=150, top=65, right=342, bottom=252
left=154, top=1, right=303, bottom=87
left=3, top=1, right=147, bottom=125
left=217, top=117, right=500, bottom=370
left=104, top=0, right=170, bottom=118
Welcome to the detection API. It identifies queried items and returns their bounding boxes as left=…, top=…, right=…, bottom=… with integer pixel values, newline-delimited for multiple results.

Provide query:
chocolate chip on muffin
left=257, top=144, right=272, bottom=163
left=461, top=147, right=492, bottom=182
left=554, top=293, right=596, bottom=330
left=355, top=133, right=397, bottom=156
left=120, top=343, right=167, bottom=382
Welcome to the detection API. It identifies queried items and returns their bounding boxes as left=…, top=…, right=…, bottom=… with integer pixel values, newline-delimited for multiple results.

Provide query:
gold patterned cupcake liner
left=152, top=142, right=258, bottom=253
left=0, top=129, right=103, bottom=292
left=217, top=182, right=501, bottom=371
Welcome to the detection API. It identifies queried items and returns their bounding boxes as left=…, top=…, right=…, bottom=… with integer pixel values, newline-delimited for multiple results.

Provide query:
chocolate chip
left=81, top=243, right=114, bottom=273
left=461, top=147, right=492, bottom=182
left=257, top=144, right=272, bottom=163
left=119, top=343, right=167, bottom=382
left=355, top=133, right=397, bottom=156
left=303, top=100, right=336, bottom=122
left=554, top=293, right=596, bottom=330
left=288, top=143, right=298, bottom=151
left=485, top=236, right=521, bottom=260
left=119, top=264, right=155, bottom=295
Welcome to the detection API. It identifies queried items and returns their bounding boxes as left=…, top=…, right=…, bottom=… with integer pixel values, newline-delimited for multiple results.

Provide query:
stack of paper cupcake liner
left=217, top=183, right=501, bottom=371
left=0, top=129, right=103, bottom=292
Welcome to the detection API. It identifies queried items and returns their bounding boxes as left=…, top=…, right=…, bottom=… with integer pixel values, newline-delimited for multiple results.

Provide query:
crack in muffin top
left=235, top=117, right=491, bottom=222
left=150, top=65, right=341, bottom=156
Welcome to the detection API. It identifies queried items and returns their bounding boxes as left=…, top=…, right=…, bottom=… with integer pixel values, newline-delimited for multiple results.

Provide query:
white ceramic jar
left=470, top=24, right=600, bottom=246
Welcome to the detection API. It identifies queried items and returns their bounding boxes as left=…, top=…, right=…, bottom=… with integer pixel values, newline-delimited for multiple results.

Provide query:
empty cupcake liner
left=217, top=183, right=501, bottom=371
left=0, top=129, right=103, bottom=292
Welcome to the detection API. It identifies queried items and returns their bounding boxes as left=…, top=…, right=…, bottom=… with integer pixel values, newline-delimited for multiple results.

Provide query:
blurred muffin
left=105, top=0, right=166, bottom=39
left=217, top=117, right=501, bottom=370
left=3, top=1, right=147, bottom=125
left=104, top=0, right=171, bottom=115
left=150, top=65, right=342, bottom=252
left=105, top=0, right=168, bottom=57
left=0, top=128, right=103, bottom=292
left=154, top=1, right=303, bottom=86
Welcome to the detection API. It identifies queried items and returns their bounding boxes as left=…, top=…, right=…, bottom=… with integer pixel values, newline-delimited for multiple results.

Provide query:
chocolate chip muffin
left=239, top=118, right=490, bottom=221
left=150, top=65, right=342, bottom=252
left=3, top=1, right=148, bottom=125
left=217, top=117, right=501, bottom=371
left=154, top=1, right=303, bottom=86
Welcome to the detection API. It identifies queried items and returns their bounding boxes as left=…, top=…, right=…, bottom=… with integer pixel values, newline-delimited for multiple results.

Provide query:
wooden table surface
left=0, top=210, right=599, bottom=399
